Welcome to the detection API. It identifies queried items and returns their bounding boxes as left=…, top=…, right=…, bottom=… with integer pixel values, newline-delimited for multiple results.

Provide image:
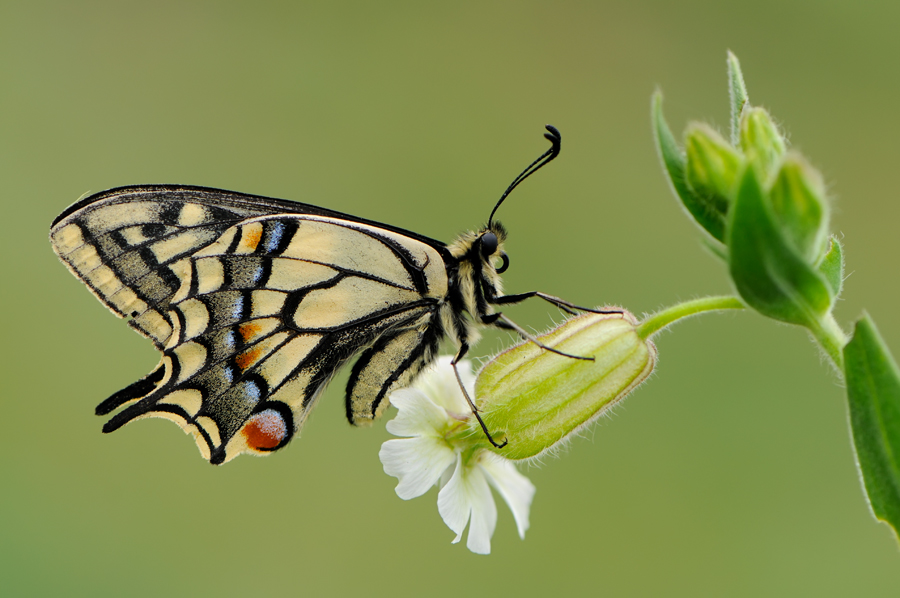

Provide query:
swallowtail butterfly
left=50, top=126, right=612, bottom=464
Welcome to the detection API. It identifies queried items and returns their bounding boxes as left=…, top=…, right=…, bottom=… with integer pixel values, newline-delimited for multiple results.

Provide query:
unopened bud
left=768, top=153, right=830, bottom=263
left=685, top=123, right=743, bottom=208
left=740, top=107, right=786, bottom=178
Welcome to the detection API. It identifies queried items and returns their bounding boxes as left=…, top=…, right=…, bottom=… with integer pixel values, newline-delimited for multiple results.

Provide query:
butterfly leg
left=451, top=343, right=507, bottom=449
left=484, top=313, right=594, bottom=361
left=492, top=290, right=622, bottom=316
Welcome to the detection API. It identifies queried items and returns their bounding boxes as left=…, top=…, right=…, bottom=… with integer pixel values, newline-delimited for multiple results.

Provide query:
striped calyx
left=474, top=311, right=656, bottom=461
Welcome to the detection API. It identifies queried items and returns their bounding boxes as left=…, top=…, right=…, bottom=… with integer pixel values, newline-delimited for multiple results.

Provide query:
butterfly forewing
left=50, top=187, right=290, bottom=348
left=51, top=187, right=452, bottom=464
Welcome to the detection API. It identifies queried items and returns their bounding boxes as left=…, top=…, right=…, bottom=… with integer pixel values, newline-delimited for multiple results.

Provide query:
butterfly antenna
left=487, top=125, right=562, bottom=228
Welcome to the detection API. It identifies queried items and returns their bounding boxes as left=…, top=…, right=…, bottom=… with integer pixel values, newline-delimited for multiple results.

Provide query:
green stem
left=807, top=312, right=848, bottom=372
left=637, top=295, right=746, bottom=340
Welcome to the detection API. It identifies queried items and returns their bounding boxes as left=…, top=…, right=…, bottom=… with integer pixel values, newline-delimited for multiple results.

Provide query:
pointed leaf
left=700, top=236, right=729, bottom=262
left=727, top=166, right=833, bottom=327
left=652, top=91, right=727, bottom=244
left=818, top=236, right=844, bottom=301
left=844, top=314, right=900, bottom=540
left=727, top=51, right=749, bottom=146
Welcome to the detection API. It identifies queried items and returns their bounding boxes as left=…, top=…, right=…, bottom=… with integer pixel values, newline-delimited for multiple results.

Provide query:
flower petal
left=480, top=452, right=535, bottom=539
left=380, top=436, right=457, bottom=500
left=437, top=456, right=469, bottom=543
left=385, top=388, right=448, bottom=438
left=465, top=478, right=497, bottom=555
left=437, top=454, right=497, bottom=555
left=415, top=356, right=473, bottom=415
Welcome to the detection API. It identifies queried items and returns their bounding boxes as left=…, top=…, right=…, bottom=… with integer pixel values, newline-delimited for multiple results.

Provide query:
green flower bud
left=474, top=311, right=656, bottom=461
left=685, top=123, right=743, bottom=213
left=740, top=107, right=786, bottom=178
left=768, top=153, right=830, bottom=263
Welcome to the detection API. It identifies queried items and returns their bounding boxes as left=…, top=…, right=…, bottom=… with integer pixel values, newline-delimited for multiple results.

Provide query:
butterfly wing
left=52, top=188, right=451, bottom=464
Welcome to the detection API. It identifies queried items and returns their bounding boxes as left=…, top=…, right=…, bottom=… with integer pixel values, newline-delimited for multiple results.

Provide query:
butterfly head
left=478, top=221, right=509, bottom=274
left=447, top=221, right=508, bottom=272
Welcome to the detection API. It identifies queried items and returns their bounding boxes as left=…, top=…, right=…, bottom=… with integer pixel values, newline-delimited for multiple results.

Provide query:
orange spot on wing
left=242, top=410, right=287, bottom=450
left=235, top=346, right=263, bottom=370
left=241, top=226, right=262, bottom=251
left=238, top=322, right=262, bottom=343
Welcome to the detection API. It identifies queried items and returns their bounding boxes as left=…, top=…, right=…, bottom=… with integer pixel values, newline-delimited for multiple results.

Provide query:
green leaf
left=844, top=314, right=900, bottom=540
left=727, top=166, right=833, bottom=327
left=652, top=91, right=727, bottom=244
left=818, top=236, right=844, bottom=300
left=727, top=51, right=749, bottom=146
left=700, top=235, right=729, bottom=262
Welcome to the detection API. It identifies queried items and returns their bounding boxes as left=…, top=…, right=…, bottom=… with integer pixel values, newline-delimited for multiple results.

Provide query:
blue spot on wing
left=243, top=379, right=261, bottom=402
left=223, top=329, right=236, bottom=350
left=265, top=222, right=284, bottom=253
left=232, top=295, right=244, bottom=320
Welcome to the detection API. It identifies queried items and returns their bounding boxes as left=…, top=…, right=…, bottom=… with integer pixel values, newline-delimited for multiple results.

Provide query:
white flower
left=379, top=356, right=536, bottom=555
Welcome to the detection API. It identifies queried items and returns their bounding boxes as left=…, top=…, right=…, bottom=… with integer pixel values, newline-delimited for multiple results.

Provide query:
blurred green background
left=3, top=1, right=900, bottom=595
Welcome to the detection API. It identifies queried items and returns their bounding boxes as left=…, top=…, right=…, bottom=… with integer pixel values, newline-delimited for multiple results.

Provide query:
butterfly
left=50, top=125, right=613, bottom=464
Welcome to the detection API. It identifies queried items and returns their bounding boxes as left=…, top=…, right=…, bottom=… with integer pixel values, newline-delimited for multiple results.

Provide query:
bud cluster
left=652, top=52, right=900, bottom=544
left=653, top=52, right=843, bottom=334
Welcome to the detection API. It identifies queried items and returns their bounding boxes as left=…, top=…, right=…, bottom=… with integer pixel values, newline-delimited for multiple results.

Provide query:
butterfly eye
left=480, top=232, right=498, bottom=258
left=495, top=252, right=509, bottom=273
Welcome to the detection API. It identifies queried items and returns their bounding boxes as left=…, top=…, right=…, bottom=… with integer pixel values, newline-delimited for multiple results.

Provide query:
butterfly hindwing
left=346, top=327, right=441, bottom=426
left=56, top=198, right=452, bottom=463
